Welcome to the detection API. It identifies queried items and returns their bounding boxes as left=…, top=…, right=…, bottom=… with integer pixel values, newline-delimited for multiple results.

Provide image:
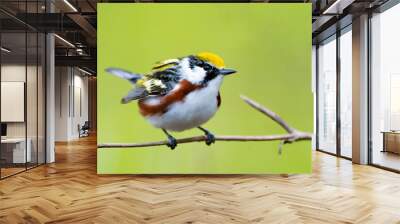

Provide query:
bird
left=105, top=52, right=236, bottom=149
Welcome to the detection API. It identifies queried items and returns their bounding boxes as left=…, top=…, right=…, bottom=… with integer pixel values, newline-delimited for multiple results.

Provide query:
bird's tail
left=105, top=67, right=142, bottom=84
left=106, top=67, right=148, bottom=103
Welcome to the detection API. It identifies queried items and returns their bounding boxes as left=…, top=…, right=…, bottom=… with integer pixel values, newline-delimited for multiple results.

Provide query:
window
left=0, top=1, right=46, bottom=179
left=371, top=3, right=400, bottom=171
left=339, top=27, right=352, bottom=158
left=318, top=35, right=337, bottom=154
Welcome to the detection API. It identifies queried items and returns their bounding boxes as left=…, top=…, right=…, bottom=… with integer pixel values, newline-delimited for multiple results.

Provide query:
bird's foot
left=166, top=135, right=177, bottom=150
left=204, top=132, right=215, bottom=146
left=198, top=126, right=215, bottom=146
left=162, top=129, right=178, bottom=150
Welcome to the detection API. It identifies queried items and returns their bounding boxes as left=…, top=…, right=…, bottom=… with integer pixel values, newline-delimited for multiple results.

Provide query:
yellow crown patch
left=197, top=52, right=225, bottom=68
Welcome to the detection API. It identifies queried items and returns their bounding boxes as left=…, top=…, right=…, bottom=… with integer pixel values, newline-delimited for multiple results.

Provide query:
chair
left=78, top=121, right=90, bottom=138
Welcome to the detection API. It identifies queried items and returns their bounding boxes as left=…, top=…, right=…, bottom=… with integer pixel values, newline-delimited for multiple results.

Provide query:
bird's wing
left=107, top=58, right=182, bottom=102
left=121, top=87, right=148, bottom=104
left=105, top=67, right=142, bottom=84
left=140, top=58, right=182, bottom=96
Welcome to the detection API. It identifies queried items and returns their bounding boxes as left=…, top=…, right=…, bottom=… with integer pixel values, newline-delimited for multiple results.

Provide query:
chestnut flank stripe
left=138, top=79, right=201, bottom=116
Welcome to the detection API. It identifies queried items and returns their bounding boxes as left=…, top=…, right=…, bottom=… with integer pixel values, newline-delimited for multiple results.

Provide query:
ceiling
left=0, top=0, right=393, bottom=74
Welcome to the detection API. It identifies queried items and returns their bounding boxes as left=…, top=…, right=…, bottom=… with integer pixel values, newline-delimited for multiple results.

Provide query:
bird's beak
left=219, top=68, right=236, bottom=76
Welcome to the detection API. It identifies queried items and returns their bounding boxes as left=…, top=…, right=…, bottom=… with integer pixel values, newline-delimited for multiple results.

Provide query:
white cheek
left=191, top=67, right=207, bottom=84
left=180, top=58, right=206, bottom=84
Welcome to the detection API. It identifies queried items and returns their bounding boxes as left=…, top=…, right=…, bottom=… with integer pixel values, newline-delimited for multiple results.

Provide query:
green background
left=97, top=3, right=312, bottom=174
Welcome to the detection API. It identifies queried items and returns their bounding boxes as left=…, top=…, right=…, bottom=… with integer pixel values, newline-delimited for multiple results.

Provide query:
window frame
left=315, top=24, right=353, bottom=161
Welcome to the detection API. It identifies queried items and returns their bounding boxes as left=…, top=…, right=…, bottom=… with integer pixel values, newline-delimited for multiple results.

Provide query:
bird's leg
left=197, top=126, right=215, bottom=146
left=162, top=129, right=177, bottom=150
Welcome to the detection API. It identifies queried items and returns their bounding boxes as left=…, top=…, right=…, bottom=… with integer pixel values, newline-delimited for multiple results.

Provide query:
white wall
left=1, top=65, right=26, bottom=132
left=55, top=67, right=69, bottom=141
left=73, top=73, right=89, bottom=137
left=1, top=82, right=25, bottom=122
left=55, top=67, right=89, bottom=141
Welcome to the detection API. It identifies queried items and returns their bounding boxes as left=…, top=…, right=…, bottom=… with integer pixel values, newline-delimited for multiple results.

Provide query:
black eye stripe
left=203, top=64, right=211, bottom=70
left=188, top=56, right=219, bottom=84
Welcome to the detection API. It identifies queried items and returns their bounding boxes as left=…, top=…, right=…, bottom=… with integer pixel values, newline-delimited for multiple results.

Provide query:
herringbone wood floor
left=1, top=135, right=400, bottom=224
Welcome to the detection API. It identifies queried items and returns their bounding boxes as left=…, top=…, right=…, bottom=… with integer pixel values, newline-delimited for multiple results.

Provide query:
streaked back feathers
left=152, top=59, right=180, bottom=72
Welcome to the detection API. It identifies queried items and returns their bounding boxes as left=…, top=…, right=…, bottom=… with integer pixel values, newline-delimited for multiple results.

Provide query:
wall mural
left=97, top=3, right=312, bottom=174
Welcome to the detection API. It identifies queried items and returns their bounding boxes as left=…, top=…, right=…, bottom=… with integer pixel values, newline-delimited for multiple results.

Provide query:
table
left=1, top=138, right=31, bottom=163
left=382, top=131, right=400, bottom=154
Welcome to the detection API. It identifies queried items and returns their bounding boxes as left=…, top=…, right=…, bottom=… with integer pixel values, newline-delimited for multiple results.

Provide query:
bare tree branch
left=98, top=133, right=312, bottom=149
left=240, top=95, right=295, bottom=134
left=97, top=95, right=312, bottom=153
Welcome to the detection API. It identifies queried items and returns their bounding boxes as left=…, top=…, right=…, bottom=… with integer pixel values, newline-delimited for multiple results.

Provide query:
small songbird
left=106, top=52, right=236, bottom=149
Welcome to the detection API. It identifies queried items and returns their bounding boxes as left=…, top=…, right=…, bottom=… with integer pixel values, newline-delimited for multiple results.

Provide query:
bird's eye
left=203, top=64, right=212, bottom=71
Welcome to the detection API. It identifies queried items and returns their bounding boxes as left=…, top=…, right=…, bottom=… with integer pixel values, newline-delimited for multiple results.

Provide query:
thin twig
left=98, top=133, right=312, bottom=149
left=97, top=95, right=312, bottom=152
left=240, top=95, right=294, bottom=133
